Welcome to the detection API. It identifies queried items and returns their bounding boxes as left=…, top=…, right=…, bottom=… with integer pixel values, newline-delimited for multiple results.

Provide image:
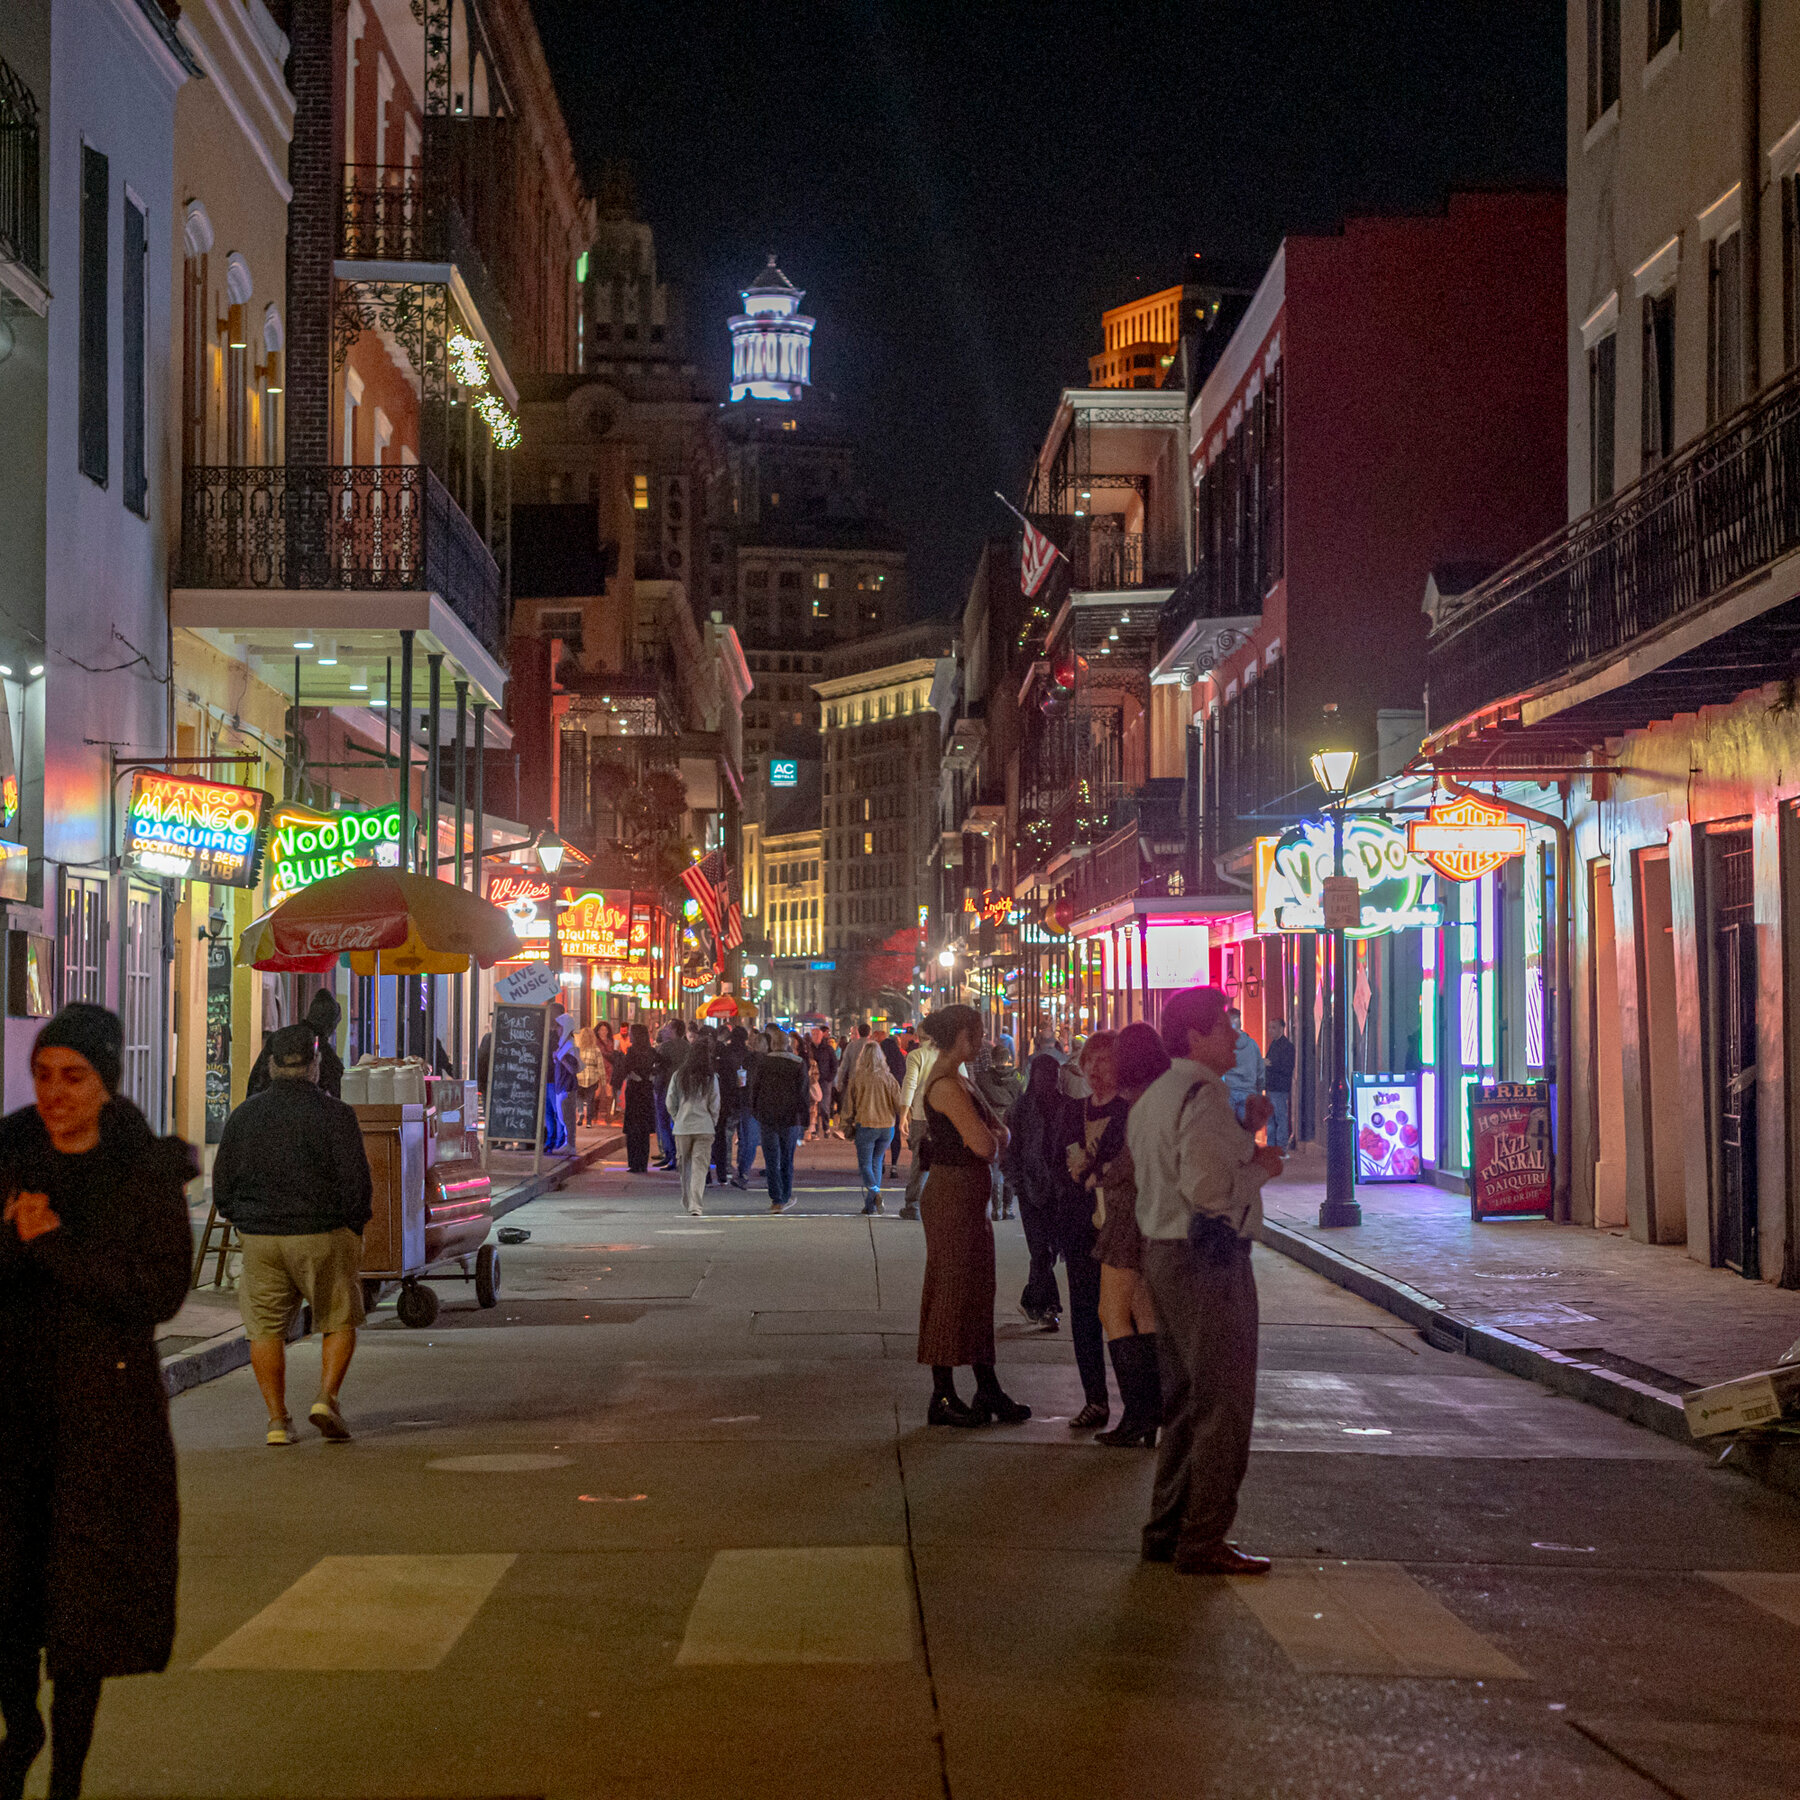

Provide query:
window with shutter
left=78, top=145, right=108, bottom=486
left=123, top=196, right=146, bottom=515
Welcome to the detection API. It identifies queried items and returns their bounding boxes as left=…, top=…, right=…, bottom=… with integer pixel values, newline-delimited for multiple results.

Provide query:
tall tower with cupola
left=727, top=257, right=815, bottom=402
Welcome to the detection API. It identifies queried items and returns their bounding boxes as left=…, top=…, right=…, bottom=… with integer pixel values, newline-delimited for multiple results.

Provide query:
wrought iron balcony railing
left=0, top=55, right=42, bottom=279
left=1428, top=362, right=1800, bottom=731
left=178, top=465, right=504, bottom=659
left=338, top=163, right=513, bottom=366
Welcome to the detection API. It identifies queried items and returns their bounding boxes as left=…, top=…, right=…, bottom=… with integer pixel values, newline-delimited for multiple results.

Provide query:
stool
left=191, top=1203, right=239, bottom=1288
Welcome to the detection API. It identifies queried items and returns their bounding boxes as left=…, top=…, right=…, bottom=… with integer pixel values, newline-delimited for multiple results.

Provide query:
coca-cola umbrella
left=701, top=993, right=741, bottom=1019
left=237, top=867, right=519, bottom=975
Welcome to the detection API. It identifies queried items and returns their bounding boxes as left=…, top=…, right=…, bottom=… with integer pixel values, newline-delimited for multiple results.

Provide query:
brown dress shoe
left=1173, top=1542, right=1272, bottom=1576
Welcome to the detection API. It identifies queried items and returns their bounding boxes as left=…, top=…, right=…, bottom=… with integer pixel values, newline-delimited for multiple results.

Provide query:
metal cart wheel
left=475, top=1244, right=501, bottom=1309
left=396, top=1280, right=439, bottom=1329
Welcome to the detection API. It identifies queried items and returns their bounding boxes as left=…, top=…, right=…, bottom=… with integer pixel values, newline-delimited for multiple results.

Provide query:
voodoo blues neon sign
left=1254, top=817, right=1440, bottom=937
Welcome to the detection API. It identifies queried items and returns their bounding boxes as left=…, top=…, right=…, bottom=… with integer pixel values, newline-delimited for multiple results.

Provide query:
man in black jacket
left=214, top=1024, right=374, bottom=1445
left=749, top=1032, right=810, bottom=1212
left=1263, top=1017, right=1296, bottom=1149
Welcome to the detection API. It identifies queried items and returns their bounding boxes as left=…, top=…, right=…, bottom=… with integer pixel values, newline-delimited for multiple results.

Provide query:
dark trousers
left=1017, top=1198, right=1061, bottom=1317
left=762, top=1122, right=802, bottom=1205
left=1140, top=1237, right=1259, bottom=1556
left=653, top=1084, right=676, bottom=1163
left=1049, top=1199, right=1107, bottom=1405
left=735, top=1112, right=760, bottom=1179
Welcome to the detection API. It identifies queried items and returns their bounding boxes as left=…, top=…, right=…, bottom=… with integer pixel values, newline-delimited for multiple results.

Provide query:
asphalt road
left=72, top=1137, right=1800, bottom=1800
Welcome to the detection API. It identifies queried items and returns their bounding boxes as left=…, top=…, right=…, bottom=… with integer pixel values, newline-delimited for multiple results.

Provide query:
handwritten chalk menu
left=1468, top=1081, right=1553, bottom=1219
left=486, top=1003, right=550, bottom=1150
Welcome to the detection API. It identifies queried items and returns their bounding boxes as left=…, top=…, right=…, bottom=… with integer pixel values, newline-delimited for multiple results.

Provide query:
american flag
left=724, top=899, right=744, bottom=950
left=1020, top=517, right=1062, bottom=598
left=681, top=848, right=730, bottom=955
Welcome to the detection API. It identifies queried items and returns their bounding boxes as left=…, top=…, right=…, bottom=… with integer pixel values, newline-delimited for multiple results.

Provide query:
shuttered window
left=78, top=144, right=107, bottom=485
left=123, top=195, right=146, bottom=515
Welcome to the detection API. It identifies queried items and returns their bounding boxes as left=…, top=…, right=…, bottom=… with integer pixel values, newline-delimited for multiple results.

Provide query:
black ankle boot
left=0, top=1707, right=45, bottom=1800
left=971, top=1366, right=1031, bottom=1424
left=1095, top=1334, right=1161, bottom=1447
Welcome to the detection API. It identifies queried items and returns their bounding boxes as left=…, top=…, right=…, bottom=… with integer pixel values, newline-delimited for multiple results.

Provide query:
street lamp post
left=1311, top=750, right=1362, bottom=1229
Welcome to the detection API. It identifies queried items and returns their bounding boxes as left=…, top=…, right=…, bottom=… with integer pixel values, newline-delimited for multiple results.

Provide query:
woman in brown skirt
left=916, top=1006, right=1031, bottom=1427
left=1088, top=1020, right=1172, bottom=1447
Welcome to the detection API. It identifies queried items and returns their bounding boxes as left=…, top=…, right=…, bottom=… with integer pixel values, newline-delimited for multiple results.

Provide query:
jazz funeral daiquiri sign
left=1468, top=1081, right=1553, bottom=1220
left=123, top=772, right=271, bottom=886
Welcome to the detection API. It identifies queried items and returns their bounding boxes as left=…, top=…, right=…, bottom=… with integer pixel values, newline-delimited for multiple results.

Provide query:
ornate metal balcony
left=0, top=55, right=41, bottom=279
left=1428, top=363, right=1800, bottom=734
left=178, top=465, right=504, bottom=657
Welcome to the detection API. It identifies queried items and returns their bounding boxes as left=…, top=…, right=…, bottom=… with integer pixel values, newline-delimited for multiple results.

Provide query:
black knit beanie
left=34, top=1002, right=124, bottom=1094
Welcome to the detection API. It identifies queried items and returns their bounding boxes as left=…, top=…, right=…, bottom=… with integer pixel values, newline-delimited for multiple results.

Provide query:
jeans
left=1267, top=1090, right=1291, bottom=1150
left=901, top=1138, right=929, bottom=1214
left=854, top=1125, right=894, bottom=1206
left=762, top=1122, right=803, bottom=1207
left=1049, top=1197, right=1107, bottom=1406
left=675, top=1132, right=711, bottom=1212
left=653, top=1084, right=676, bottom=1164
left=734, top=1112, right=761, bottom=1180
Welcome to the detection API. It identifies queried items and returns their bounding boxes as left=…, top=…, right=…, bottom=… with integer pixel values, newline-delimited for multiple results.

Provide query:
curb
left=1255, top=1217, right=1692, bottom=1444
left=161, top=1133, right=623, bottom=1398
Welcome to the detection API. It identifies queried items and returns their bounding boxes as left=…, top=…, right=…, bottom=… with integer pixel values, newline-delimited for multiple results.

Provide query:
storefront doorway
left=1633, top=849, right=1688, bottom=1244
left=1705, top=827, right=1757, bottom=1277
left=1589, top=861, right=1627, bottom=1227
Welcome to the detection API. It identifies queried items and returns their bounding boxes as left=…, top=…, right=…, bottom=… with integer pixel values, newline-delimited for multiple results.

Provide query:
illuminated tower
left=727, top=256, right=815, bottom=402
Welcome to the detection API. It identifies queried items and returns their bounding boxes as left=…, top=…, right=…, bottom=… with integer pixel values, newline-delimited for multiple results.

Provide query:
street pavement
left=71, top=1135, right=1800, bottom=1799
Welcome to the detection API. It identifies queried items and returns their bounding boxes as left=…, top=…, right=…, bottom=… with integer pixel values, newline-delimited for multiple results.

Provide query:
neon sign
left=1254, top=817, right=1440, bottom=938
left=490, top=872, right=553, bottom=960
left=557, top=888, right=633, bottom=960
left=1407, top=797, right=1528, bottom=882
left=123, top=772, right=270, bottom=886
left=268, top=803, right=400, bottom=900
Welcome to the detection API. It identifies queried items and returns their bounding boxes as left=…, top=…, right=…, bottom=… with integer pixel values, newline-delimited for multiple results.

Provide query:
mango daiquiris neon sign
left=124, top=772, right=271, bottom=887
left=269, top=803, right=400, bottom=900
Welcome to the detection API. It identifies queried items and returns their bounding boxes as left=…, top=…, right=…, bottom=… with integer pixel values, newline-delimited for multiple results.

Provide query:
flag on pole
left=1020, top=516, right=1060, bottom=598
left=681, top=848, right=728, bottom=954
left=724, top=899, right=744, bottom=950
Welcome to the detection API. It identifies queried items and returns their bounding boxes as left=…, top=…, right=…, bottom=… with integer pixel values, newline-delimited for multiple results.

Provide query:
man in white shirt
left=895, top=1034, right=939, bottom=1221
left=1128, top=985, right=1284, bottom=1575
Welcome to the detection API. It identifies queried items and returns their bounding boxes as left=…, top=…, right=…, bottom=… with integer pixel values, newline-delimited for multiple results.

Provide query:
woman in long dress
left=0, top=1003, right=196, bottom=1800
left=916, top=1005, right=1031, bottom=1428
left=619, top=1022, right=659, bottom=1173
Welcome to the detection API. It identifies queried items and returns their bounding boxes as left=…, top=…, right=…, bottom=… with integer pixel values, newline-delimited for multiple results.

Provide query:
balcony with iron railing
left=177, top=464, right=504, bottom=658
left=339, top=148, right=513, bottom=369
left=1427, top=361, right=1800, bottom=733
left=0, top=54, right=42, bottom=283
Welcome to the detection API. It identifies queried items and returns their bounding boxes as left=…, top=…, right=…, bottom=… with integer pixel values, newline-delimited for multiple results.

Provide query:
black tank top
left=923, top=1075, right=993, bottom=1168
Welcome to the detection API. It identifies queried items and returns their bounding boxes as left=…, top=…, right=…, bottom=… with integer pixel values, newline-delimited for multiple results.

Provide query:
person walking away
left=834, top=1022, right=871, bottom=1135
left=1032, top=1027, right=1066, bottom=1065
left=895, top=1029, right=938, bottom=1222
left=875, top=1024, right=907, bottom=1171
left=575, top=1025, right=605, bottom=1128
left=0, top=1004, right=195, bottom=1800
left=667, top=1038, right=720, bottom=1217
left=845, top=1034, right=903, bottom=1214
left=749, top=1032, right=810, bottom=1212
left=618, top=1023, right=659, bottom=1173
left=1088, top=1021, right=1172, bottom=1448
left=1052, top=1030, right=1126, bottom=1432
left=915, top=1005, right=1030, bottom=1427
left=212, top=1023, right=374, bottom=1444
left=713, top=1025, right=755, bottom=1188
left=1263, top=1018, right=1295, bottom=1150
left=246, top=988, right=345, bottom=1098
left=651, top=1019, right=687, bottom=1169
left=808, top=1027, right=838, bottom=1138
left=972, top=1038, right=1023, bottom=1220
left=1222, top=1007, right=1265, bottom=1127
left=1005, top=1054, right=1068, bottom=1328
left=1129, top=986, right=1283, bottom=1575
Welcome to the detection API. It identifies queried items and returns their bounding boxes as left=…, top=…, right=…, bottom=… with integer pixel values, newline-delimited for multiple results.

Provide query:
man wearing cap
left=212, top=1023, right=374, bottom=1444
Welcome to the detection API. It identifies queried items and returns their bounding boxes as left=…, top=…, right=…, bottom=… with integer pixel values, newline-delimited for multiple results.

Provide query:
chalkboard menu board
left=1468, top=1081, right=1553, bottom=1220
left=486, top=1003, right=550, bottom=1151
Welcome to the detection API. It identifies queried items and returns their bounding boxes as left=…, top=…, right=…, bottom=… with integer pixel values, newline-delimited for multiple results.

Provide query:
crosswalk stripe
left=1702, top=1571, right=1800, bottom=1629
left=675, top=1547, right=916, bottom=1666
left=194, top=1555, right=516, bottom=1672
left=1228, top=1561, right=1528, bottom=1679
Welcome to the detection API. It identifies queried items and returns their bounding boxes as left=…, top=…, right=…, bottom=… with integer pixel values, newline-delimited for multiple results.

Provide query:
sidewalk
left=1256, top=1156, right=1800, bottom=1482
left=163, top=1119, right=624, bottom=1396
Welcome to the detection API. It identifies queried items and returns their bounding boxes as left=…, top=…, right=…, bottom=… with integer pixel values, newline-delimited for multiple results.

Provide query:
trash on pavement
left=498, top=1226, right=531, bottom=1244
left=1683, top=1363, right=1800, bottom=1437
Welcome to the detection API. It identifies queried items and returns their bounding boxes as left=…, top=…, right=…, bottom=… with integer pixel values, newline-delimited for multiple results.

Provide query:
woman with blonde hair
left=844, top=1034, right=903, bottom=1215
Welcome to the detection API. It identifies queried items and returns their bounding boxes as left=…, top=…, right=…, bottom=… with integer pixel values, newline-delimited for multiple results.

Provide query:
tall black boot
left=46, top=1675, right=101, bottom=1800
left=1095, top=1334, right=1161, bottom=1447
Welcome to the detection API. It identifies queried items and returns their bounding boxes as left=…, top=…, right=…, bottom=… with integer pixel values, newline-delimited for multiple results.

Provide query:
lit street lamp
left=1310, top=748, right=1361, bottom=1228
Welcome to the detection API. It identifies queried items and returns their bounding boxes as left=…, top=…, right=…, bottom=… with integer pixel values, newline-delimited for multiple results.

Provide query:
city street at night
left=91, top=1136, right=1800, bottom=1800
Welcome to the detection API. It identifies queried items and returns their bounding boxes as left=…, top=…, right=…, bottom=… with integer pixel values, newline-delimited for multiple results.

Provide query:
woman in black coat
left=618, top=1021, right=660, bottom=1173
left=0, top=1004, right=196, bottom=1800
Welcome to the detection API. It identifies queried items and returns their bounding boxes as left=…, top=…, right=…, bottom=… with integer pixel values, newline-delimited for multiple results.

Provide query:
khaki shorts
left=238, top=1229, right=366, bottom=1338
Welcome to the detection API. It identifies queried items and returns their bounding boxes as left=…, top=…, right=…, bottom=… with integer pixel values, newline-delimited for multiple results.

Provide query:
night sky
left=528, top=1, right=1567, bottom=620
